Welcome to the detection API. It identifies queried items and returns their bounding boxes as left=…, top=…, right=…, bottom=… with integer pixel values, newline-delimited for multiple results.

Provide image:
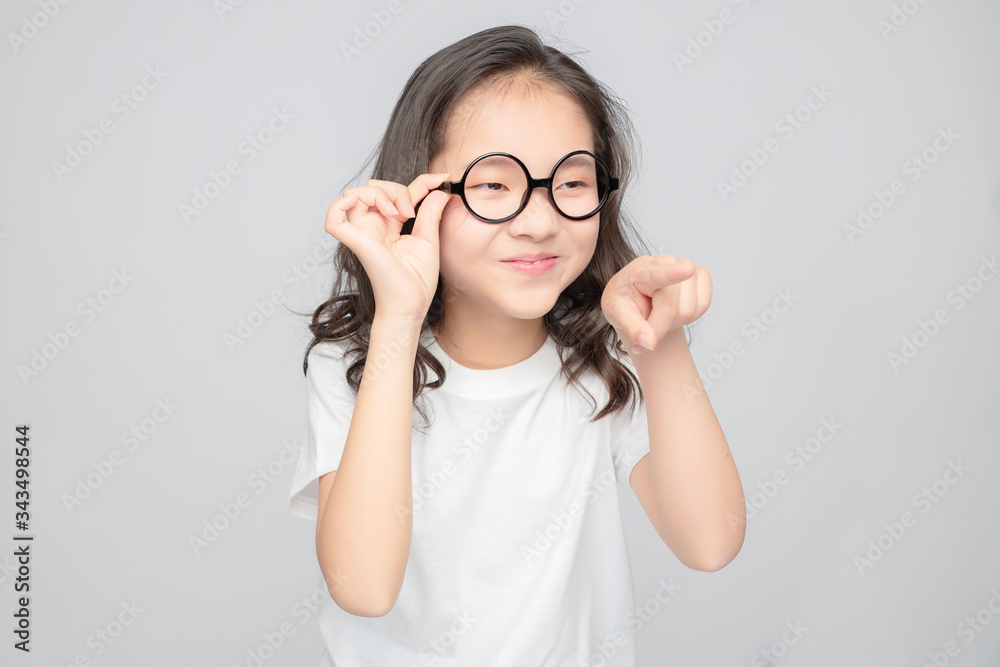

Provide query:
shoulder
left=561, top=340, right=638, bottom=383
left=305, top=339, right=359, bottom=402
left=306, top=338, right=355, bottom=367
left=557, top=341, right=640, bottom=418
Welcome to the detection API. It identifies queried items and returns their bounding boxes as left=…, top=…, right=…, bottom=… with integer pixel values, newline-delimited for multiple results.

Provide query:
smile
left=502, top=258, right=557, bottom=274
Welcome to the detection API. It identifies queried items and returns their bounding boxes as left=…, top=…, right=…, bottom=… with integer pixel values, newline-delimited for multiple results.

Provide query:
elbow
left=680, top=534, right=745, bottom=573
left=322, top=567, right=401, bottom=617
left=685, top=551, right=737, bottom=573
left=330, top=589, right=398, bottom=617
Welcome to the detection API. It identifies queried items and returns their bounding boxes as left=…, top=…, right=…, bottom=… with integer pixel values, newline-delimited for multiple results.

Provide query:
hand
left=324, top=172, right=452, bottom=323
left=601, top=255, right=712, bottom=354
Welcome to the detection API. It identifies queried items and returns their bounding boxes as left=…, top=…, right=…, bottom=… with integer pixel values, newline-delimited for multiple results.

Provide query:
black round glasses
left=403, top=150, right=619, bottom=231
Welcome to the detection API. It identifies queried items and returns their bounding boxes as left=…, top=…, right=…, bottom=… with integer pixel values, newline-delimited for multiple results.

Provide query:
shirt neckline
left=423, top=331, right=564, bottom=397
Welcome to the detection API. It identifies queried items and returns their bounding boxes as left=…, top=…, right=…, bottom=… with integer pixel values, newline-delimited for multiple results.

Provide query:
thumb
left=410, top=189, right=450, bottom=247
left=605, top=296, right=654, bottom=350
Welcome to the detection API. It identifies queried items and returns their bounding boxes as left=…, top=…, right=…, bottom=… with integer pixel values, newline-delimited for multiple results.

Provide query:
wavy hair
left=298, top=24, right=677, bottom=433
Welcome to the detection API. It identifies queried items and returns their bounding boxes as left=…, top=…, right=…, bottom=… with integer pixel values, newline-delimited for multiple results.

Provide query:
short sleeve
left=288, top=341, right=358, bottom=520
left=609, top=353, right=651, bottom=489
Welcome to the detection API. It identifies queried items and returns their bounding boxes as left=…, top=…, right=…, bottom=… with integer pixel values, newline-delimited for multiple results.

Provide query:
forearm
left=316, top=313, right=421, bottom=614
left=630, top=327, right=746, bottom=571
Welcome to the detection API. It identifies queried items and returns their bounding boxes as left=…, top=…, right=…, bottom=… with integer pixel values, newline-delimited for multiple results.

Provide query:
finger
left=344, top=185, right=406, bottom=221
left=676, top=272, right=700, bottom=325
left=324, top=192, right=361, bottom=241
left=640, top=286, right=677, bottom=350
left=615, top=306, right=656, bottom=354
left=604, top=288, right=655, bottom=351
left=406, top=172, right=452, bottom=218
left=697, top=266, right=713, bottom=312
left=644, top=268, right=709, bottom=348
left=362, top=179, right=419, bottom=219
left=634, top=256, right=696, bottom=293
left=409, top=189, right=451, bottom=248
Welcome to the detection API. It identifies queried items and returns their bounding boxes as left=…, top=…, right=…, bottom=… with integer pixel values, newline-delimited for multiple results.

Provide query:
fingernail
left=387, top=201, right=399, bottom=215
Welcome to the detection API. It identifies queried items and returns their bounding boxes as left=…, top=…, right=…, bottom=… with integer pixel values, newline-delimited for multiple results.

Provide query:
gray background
left=2, top=0, right=999, bottom=665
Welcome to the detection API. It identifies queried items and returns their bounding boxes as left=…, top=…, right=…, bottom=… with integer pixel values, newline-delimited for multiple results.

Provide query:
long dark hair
left=298, top=24, right=668, bottom=433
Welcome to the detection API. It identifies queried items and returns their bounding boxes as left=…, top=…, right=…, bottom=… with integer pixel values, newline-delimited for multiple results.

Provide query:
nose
left=509, top=185, right=561, bottom=232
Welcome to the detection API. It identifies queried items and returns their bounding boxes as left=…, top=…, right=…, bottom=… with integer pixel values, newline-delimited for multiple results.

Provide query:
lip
left=501, top=256, right=557, bottom=275
left=501, top=253, right=557, bottom=262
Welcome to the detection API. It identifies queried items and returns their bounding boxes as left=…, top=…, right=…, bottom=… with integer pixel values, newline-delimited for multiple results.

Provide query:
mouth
left=501, top=256, right=557, bottom=274
left=501, top=254, right=558, bottom=264
left=502, top=258, right=555, bottom=265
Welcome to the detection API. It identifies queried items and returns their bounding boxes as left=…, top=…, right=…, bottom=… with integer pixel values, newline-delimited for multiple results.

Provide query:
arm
left=628, top=326, right=745, bottom=571
left=602, top=256, right=745, bottom=571
left=315, top=313, right=422, bottom=616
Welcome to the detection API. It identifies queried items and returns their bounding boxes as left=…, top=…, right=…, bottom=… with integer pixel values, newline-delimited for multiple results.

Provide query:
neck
left=433, top=310, right=547, bottom=371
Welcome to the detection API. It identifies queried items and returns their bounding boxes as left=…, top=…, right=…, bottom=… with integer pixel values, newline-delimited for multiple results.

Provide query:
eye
left=470, top=182, right=508, bottom=192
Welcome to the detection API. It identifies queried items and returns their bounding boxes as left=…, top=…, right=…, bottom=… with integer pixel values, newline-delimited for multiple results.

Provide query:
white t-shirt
left=288, top=330, right=652, bottom=667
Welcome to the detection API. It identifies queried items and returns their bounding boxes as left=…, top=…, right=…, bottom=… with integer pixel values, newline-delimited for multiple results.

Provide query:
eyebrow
left=459, top=151, right=595, bottom=174
left=471, top=155, right=521, bottom=170
left=557, top=155, right=594, bottom=169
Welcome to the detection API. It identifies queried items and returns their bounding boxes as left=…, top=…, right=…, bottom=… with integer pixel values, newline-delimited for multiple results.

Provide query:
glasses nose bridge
left=520, top=174, right=560, bottom=220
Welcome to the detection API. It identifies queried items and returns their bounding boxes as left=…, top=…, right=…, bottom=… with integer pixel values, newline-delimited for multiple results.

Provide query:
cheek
left=440, top=196, right=463, bottom=221
left=438, top=205, right=489, bottom=289
left=438, top=199, right=469, bottom=250
left=573, top=220, right=600, bottom=259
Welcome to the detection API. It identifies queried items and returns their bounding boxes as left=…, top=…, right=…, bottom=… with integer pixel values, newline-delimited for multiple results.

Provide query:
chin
left=497, top=293, right=561, bottom=320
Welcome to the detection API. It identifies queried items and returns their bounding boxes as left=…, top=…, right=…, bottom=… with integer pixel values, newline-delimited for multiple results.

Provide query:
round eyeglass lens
left=463, top=153, right=610, bottom=221
left=551, top=153, right=607, bottom=219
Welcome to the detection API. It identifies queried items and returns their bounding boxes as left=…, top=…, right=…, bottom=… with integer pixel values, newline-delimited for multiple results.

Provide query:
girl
left=288, top=24, right=745, bottom=667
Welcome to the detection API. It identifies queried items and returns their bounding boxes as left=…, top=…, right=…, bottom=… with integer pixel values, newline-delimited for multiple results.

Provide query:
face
left=428, top=83, right=601, bottom=329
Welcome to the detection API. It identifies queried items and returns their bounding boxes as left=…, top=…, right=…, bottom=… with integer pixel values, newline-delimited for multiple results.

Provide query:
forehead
left=441, top=83, right=594, bottom=173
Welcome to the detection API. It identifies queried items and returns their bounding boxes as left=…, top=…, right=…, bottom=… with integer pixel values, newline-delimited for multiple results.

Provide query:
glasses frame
left=414, top=149, right=620, bottom=225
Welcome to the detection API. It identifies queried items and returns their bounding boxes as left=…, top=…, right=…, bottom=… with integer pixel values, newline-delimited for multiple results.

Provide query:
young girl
left=288, top=24, right=745, bottom=667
